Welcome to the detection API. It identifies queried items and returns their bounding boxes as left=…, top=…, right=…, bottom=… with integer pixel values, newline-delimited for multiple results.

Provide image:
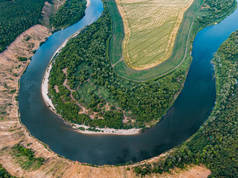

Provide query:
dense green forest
left=198, top=0, right=236, bottom=25
left=50, top=0, right=86, bottom=30
left=48, top=0, right=236, bottom=130
left=133, top=31, right=238, bottom=177
left=0, top=164, right=14, bottom=178
left=0, top=0, right=48, bottom=53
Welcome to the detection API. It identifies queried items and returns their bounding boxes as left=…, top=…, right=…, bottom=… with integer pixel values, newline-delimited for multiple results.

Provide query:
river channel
left=19, top=0, right=238, bottom=165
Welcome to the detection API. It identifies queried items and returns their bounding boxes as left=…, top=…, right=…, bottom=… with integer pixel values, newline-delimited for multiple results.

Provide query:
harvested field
left=115, top=0, right=193, bottom=70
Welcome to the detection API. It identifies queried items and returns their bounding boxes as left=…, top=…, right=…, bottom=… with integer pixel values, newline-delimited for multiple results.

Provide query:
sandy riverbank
left=72, top=124, right=141, bottom=135
left=41, top=19, right=85, bottom=111
left=41, top=0, right=90, bottom=112
left=41, top=34, right=72, bottom=111
left=43, top=65, right=141, bottom=135
left=86, top=0, right=90, bottom=7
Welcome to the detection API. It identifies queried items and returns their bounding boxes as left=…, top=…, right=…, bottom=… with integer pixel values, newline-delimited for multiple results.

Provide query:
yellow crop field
left=115, top=0, right=194, bottom=70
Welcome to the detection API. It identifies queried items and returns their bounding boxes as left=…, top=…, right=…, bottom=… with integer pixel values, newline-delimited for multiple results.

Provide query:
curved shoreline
left=41, top=0, right=141, bottom=135
left=16, top=0, right=236, bottom=166
left=42, top=58, right=141, bottom=135
left=41, top=33, right=72, bottom=112
left=0, top=20, right=211, bottom=177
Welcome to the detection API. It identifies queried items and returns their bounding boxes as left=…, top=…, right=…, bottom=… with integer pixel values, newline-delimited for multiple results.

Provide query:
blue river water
left=19, top=0, right=238, bottom=165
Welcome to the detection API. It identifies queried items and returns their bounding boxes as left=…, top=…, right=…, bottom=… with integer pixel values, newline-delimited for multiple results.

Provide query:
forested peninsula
left=48, top=0, right=237, bottom=132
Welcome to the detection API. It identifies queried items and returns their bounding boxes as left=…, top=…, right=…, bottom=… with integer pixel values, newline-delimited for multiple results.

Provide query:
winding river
left=19, top=0, right=238, bottom=165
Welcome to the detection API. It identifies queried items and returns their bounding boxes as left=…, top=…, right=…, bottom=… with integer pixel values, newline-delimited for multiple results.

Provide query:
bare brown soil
left=41, top=1, right=53, bottom=26
left=41, top=0, right=66, bottom=28
left=0, top=24, right=51, bottom=122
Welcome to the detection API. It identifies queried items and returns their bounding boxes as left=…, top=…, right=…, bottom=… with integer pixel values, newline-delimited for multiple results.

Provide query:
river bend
left=19, top=0, right=238, bottom=165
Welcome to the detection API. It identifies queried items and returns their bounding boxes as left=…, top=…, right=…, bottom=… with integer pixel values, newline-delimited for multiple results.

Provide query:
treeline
left=133, top=31, right=238, bottom=177
left=48, top=2, right=187, bottom=129
left=50, top=0, right=86, bottom=30
left=0, top=164, right=14, bottom=178
left=219, top=31, right=238, bottom=60
left=0, top=0, right=48, bottom=53
left=198, top=0, right=236, bottom=25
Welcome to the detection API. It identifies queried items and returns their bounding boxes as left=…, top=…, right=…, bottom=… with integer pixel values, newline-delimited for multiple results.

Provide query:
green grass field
left=108, top=0, right=200, bottom=81
left=116, top=0, right=193, bottom=70
left=107, top=0, right=124, bottom=65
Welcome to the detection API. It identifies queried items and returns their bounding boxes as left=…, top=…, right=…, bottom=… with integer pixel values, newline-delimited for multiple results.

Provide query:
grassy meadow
left=115, top=0, right=193, bottom=70
left=109, top=0, right=201, bottom=81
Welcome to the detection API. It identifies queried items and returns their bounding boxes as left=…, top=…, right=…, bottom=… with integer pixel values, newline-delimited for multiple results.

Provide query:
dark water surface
left=19, top=0, right=238, bottom=165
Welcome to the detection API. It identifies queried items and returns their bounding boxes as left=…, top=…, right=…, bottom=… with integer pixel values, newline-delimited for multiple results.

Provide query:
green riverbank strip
left=134, top=30, right=238, bottom=177
left=108, top=0, right=237, bottom=81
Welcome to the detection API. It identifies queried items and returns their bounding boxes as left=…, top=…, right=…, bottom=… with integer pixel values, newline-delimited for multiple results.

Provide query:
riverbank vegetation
left=11, top=144, right=45, bottom=170
left=0, top=0, right=48, bottom=53
left=50, top=0, right=86, bottom=31
left=48, top=0, right=236, bottom=130
left=0, top=164, right=14, bottom=178
left=198, top=0, right=237, bottom=25
left=133, top=30, right=238, bottom=177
